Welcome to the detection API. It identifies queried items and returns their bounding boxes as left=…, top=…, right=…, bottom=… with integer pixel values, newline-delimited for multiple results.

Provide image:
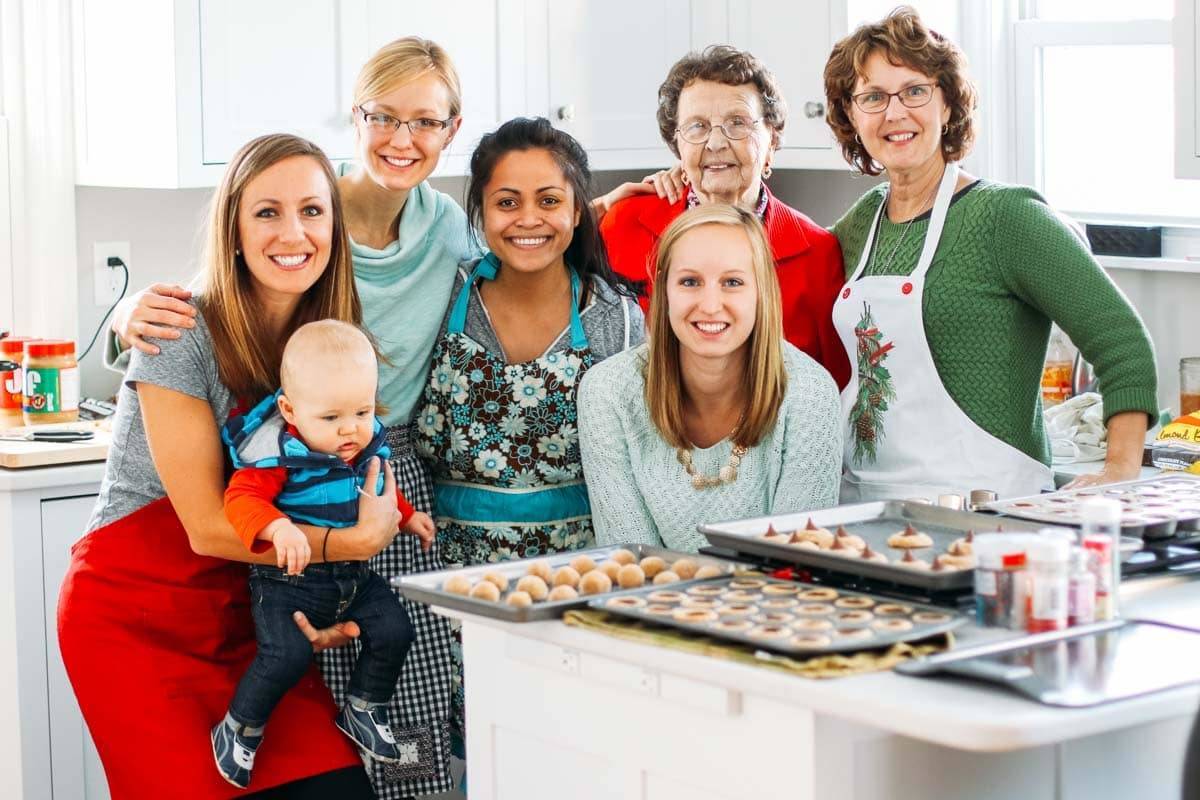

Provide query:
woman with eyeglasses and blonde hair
left=823, top=7, right=1156, bottom=503
left=106, top=37, right=484, bottom=797
left=579, top=204, right=841, bottom=552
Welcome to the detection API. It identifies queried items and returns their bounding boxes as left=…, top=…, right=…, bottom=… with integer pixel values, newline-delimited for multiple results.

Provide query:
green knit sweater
left=831, top=180, right=1158, bottom=466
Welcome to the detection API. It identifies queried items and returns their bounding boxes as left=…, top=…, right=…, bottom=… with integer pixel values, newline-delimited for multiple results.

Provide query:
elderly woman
left=580, top=204, right=841, bottom=552
left=823, top=7, right=1157, bottom=501
left=599, top=45, right=849, bottom=388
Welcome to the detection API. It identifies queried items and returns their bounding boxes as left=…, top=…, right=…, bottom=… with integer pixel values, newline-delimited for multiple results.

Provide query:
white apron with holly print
left=832, top=162, right=1054, bottom=502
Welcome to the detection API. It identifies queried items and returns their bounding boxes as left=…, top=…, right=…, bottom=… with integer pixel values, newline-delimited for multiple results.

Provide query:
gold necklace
left=873, top=172, right=942, bottom=273
left=676, top=443, right=750, bottom=490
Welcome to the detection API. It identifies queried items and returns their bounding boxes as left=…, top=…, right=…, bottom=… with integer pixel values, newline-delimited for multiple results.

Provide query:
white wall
left=74, top=167, right=1195, bottom=419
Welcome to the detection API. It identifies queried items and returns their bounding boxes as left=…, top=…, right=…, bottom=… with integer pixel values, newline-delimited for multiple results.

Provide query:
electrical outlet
left=93, top=241, right=130, bottom=306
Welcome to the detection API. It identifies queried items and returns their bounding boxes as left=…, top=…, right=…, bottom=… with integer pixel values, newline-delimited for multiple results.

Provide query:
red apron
left=56, top=497, right=362, bottom=798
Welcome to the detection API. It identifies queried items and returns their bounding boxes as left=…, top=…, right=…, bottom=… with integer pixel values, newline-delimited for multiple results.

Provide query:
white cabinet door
left=357, top=0, right=526, bottom=175
left=727, top=0, right=837, bottom=152
left=1176, top=0, right=1200, bottom=179
left=543, top=0, right=691, bottom=153
left=199, top=0, right=369, bottom=166
left=42, top=496, right=109, bottom=800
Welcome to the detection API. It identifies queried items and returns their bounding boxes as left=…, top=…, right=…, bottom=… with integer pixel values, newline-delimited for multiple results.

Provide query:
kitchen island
left=450, top=574, right=1199, bottom=799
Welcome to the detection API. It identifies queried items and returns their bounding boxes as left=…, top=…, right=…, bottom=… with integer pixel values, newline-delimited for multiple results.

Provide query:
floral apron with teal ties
left=416, top=253, right=597, bottom=740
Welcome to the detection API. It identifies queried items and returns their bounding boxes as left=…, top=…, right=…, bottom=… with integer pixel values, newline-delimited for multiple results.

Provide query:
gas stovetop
left=701, top=532, right=1200, bottom=613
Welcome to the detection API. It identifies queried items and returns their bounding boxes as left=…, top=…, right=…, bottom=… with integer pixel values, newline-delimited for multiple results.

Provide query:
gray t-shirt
left=443, top=262, right=647, bottom=360
left=87, top=302, right=235, bottom=533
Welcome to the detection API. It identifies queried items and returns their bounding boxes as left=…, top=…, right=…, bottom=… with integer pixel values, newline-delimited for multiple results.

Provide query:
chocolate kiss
left=904, top=523, right=917, bottom=535
left=805, top=518, right=820, bottom=531
left=965, top=530, right=975, bottom=542
left=931, top=557, right=946, bottom=572
left=830, top=536, right=847, bottom=550
left=836, top=525, right=851, bottom=538
left=766, top=524, right=779, bottom=537
left=860, top=545, right=877, bottom=559
left=788, top=532, right=807, bottom=544
left=901, top=550, right=917, bottom=562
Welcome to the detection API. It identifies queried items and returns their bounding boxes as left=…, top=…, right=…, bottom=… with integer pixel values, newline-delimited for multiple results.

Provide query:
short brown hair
left=823, top=6, right=977, bottom=175
left=198, top=134, right=360, bottom=401
left=657, top=45, right=787, bottom=158
left=644, top=205, right=787, bottom=450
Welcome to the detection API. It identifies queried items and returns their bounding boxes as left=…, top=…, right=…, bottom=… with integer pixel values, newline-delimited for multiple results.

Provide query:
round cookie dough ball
left=515, top=574, right=549, bottom=601
left=653, top=570, right=681, bottom=585
left=610, top=548, right=637, bottom=566
left=617, top=563, right=646, bottom=589
left=548, top=584, right=579, bottom=601
left=525, top=559, right=553, bottom=582
left=443, top=575, right=472, bottom=596
left=569, top=555, right=597, bottom=575
left=469, top=581, right=501, bottom=602
left=595, top=560, right=622, bottom=582
left=671, top=558, right=699, bottom=580
left=639, top=556, right=667, bottom=578
left=506, top=591, right=532, bottom=608
left=553, top=566, right=581, bottom=588
left=579, top=570, right=613, bottom=595
left=482, top=571, right=509, bottom=592
left=694, top=564, right=723, bottom=580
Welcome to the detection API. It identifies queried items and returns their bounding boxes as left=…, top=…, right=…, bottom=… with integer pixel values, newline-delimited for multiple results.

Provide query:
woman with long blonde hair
left=58, top=134, right=398, bottom=797
left=579, top=204, right=841, bottom=551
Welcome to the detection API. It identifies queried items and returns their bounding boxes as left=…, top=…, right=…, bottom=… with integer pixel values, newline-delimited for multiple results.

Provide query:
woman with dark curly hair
left=599, top=45, right=849, bottom=388
left=824, top=7, right=1156, bottom=501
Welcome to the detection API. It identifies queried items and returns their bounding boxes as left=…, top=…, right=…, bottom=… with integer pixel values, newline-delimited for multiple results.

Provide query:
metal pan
left=392, top=544, right=746, bottom=623
left=590, top=576, right=967, bottom=657
left=986, top=474, right=1200, bottom=539
left=698, top=501, right=1051, bottom=591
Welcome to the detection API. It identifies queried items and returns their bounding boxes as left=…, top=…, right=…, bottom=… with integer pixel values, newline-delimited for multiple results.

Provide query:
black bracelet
left=321, top=526, right=332, bottom=562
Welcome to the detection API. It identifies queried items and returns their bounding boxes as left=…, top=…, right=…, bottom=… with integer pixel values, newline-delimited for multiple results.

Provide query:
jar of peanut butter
left=1, top=336, right=33, bottom=428
left=22, top=340, right=79, bottom=425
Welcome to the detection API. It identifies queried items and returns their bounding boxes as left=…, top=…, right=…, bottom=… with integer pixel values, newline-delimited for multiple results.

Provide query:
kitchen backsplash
left=75, top=169, right=1193, bottom=418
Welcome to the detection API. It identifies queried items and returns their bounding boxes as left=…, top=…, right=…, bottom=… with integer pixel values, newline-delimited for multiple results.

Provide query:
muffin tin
left=392, top=544, right=744, bottom=622
left=590, top=576, right=967, bottom=656
left=986, top=474, right=1200, bottom=539
left=698, top=501, right=1049, bottom=591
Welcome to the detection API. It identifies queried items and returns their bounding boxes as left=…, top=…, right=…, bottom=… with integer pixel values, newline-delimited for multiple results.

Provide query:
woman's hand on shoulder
left=112, top=283, right=196, bottom=355
left=592, top=164, right=685, bottom=219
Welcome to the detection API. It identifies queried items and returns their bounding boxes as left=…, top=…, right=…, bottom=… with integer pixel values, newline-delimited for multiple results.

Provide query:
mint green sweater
left=352, top=180, right=479, bottom=426
left=832, top=180, right=1158, bottom=465
left=578, top=343, right=842, bottom=552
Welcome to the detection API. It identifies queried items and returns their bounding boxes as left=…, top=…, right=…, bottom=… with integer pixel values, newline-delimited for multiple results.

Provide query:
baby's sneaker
left=210, top=714, right=262, bottom=788
left=335, top=699, right=402, bottom=763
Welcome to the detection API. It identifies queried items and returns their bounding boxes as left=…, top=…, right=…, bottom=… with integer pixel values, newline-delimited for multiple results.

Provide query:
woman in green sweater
left=822, top=8, right=1157, bottom=502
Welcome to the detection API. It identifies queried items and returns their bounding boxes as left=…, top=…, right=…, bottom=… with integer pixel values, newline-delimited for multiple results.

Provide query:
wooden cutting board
left=0, top=422, right=111, bottom=468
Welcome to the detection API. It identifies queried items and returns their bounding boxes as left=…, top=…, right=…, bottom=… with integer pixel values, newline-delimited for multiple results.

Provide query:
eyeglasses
left=355, top=107, right=456, bottom=137
left=850, top=84, right=936, bottom=114
left=675, top=116, right=763, bottom=145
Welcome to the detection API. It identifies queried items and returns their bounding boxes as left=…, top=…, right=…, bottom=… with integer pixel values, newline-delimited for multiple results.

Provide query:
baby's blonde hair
left=280, top=319, right=377, bottom=398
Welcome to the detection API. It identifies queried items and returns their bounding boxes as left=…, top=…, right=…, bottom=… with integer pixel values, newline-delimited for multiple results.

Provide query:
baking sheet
left=590, top=575, right=967, bottom=656
left=986, top=474, right=1200, bottom=539
left=699, top=501, right=1049, bottom=591
left=392, top=544, right=746, bottom=622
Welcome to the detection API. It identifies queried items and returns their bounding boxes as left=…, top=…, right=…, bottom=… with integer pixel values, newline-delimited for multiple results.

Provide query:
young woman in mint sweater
left=822, top=9, right=1156, bottom=502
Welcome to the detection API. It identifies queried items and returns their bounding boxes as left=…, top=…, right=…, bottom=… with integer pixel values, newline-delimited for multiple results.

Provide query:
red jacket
left=599, top=189, right=850, bottom=389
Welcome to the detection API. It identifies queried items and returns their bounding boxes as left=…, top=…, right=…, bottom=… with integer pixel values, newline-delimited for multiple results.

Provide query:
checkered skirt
left=317, top=423, right=456, bottom=797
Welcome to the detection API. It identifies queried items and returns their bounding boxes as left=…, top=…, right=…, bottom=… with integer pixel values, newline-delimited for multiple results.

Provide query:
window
left=1015, top=6, right=1200, bottom=224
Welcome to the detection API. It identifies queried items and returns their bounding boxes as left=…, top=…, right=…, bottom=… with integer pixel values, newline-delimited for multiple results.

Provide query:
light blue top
left=577, top=342, right=843, bottom=553
left=350, top=179, right=479, bottom=427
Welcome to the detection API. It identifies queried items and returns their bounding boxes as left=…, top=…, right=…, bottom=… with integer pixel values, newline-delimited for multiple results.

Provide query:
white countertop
left=0, top=460, right=106, bottom=491
left=447, top=574, right=1200, bottom=753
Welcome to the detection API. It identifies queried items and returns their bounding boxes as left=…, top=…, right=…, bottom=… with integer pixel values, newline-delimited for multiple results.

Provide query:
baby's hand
left=268, top=520, right=311, bottom=575
left=403, top=512, right=436, bottom=551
